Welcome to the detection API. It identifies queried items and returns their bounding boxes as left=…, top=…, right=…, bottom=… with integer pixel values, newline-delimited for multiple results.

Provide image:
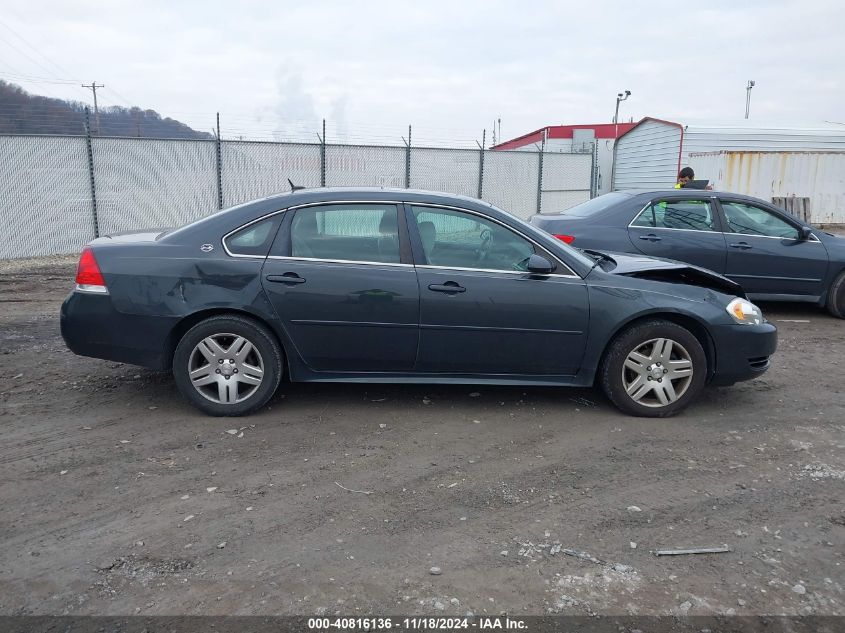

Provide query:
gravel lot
left=0, top=256, right=843, bottom=617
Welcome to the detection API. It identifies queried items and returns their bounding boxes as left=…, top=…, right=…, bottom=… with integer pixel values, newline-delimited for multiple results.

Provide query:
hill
left=0, top=80, right=212, bottom=139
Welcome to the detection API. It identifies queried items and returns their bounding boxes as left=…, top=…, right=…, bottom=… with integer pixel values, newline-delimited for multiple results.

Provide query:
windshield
left=553, top=192, right=631, bottom=217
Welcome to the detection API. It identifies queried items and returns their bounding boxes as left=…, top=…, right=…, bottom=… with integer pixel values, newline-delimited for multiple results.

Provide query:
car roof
left=253, top=187, right=498, bottom=209
left=617, top=189, right=767, bottom=203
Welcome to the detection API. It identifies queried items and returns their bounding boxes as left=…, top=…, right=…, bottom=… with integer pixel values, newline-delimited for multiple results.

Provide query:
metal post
left=536, top=134, right=545, bottom=213
left=405, top=125, right=412, bottom=189
left=590, top=140, right=598, bottom=198
left=83, top=107, right=100, bottom=238
left=215, top=112, right=223, bottom=210
left=477, top=129, right=486, bottom=200
left=320, top=119, right=327, bottom=187
left=745, top=80, right=755, bottom=119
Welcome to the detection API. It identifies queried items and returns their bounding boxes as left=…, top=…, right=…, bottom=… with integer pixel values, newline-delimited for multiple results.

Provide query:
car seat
left=418, top=221, right=437, bottom=262
left=664, top=205, right=711, bottom=231
left=377, top=211, right=400, bottom=262
left=291, top=212, right=318, bottom=258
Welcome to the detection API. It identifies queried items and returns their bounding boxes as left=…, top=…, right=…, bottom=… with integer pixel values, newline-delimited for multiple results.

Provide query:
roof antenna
left=288, top=179, right=305, bottom=192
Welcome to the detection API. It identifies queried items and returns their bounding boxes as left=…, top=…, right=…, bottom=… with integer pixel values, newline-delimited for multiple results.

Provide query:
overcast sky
left=1, top=0, right=842, bottom=145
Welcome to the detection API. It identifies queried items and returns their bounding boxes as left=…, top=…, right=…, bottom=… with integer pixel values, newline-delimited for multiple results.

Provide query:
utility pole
left=614, top=90, right=631, bottom=139
left=745, top=80, right=755, bottom=119
left=82, top=82, right=105, bottom=134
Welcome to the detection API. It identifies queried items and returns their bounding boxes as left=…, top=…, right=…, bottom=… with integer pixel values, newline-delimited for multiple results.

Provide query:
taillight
left=75, top=247, right=108, bottom=294
left=553, top=234, right=575, bottom=244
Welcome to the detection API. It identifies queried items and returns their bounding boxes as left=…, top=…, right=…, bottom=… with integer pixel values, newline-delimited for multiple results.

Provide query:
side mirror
left=527, top=254, right=554, bottom=274
left=799, top=226, right=813, bottom=241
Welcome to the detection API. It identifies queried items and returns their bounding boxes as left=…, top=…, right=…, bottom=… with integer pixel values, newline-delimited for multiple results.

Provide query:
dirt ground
left=0, top=256, right=843, bottom=618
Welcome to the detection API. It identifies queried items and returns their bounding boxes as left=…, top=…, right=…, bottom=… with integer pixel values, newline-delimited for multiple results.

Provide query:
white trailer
left=611, top=118, right=845, bottom=223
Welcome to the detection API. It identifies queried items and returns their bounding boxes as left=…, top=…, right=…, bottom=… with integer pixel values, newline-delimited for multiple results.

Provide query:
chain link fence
left=93, top=138, right=218, bottom=235
left=0, top=135, right=95, bottom=259
left=0, top=134, right=594, bottom=259
left=222, top=141, right=322, bottom=207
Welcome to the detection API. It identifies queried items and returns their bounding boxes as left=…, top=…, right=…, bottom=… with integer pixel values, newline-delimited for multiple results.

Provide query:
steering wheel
left=513, top=255, right=532, bottom=272
left=475, top=228, right=493, bottom=262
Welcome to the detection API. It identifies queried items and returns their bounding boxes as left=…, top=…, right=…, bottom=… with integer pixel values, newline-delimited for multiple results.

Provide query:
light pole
left=614, top=90, right=631, bottom=138
left=745, top=80, right=755, bottom=119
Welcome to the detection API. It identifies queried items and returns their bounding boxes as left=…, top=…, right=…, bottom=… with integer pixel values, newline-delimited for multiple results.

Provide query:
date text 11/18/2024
left=307, top=616, right=528, bottom=630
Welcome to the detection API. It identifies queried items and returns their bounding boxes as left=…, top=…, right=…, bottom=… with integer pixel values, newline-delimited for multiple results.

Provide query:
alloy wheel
left=621, top=337, right=694, bottom=408
left=187, top=333, right=265, bottom=404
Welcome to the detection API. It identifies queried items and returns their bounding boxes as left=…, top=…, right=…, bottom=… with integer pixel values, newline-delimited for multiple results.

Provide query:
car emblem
left=201, top=244, right=214, bottom=252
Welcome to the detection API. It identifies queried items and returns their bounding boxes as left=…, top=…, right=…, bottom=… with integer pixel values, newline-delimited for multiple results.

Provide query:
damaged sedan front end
left=579, top=249, right=776, bottom=388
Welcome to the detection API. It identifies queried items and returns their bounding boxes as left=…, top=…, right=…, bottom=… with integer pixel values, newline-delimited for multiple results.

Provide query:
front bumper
left=709, top=321, right=778, bottom=386
left=60, top=291, right=176, bottom=370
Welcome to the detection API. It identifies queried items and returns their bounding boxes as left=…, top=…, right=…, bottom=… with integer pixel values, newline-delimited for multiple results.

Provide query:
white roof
left=647, top=116, right=845, bottom=136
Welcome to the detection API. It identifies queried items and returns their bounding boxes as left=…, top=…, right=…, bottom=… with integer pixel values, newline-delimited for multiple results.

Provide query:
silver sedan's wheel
left=188, top=333, right=265, bottom=404
left=622, top=337, right=693, bottom=408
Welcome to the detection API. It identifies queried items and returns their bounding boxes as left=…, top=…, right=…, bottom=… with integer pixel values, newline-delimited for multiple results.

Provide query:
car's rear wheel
left=827, top=270, right=845, bottom=319
left=600, top=320, right=707, bottom=417
left=173, top=315, right=282, bottom=416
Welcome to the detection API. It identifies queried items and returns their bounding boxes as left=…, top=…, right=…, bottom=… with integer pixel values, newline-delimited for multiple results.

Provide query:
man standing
left=675, top=167, right=696, bottom=188
left=675, top=167, right=713, bottom=189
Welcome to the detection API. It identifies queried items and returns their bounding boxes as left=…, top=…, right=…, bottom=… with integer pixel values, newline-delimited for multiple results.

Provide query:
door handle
left=428, top=282, right=466, bottom=294
left=639, top=234, right=661, bottom=242
left=729, top=242, right=753, bottom=250
left=266, top=273, right=306, bottom=284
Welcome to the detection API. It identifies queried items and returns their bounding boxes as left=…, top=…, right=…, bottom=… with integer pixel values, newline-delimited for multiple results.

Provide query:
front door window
left=411, top=206, right=535, bottom=271
left=720, top=201, right=799, bottom=239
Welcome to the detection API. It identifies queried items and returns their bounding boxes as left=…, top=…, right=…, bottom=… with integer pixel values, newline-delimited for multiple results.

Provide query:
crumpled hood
left=586, top=249, right=745, bottom=297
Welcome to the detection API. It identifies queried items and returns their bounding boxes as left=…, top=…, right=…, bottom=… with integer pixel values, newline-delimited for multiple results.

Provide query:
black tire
left=827, top=270, right=845, bottom=319
left=172, top=315, right=283, bottom=416
left=600, top=319, right=707, bottom=418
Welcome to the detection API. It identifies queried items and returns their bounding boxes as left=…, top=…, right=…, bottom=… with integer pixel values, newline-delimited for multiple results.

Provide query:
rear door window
left=288, top=204, right=401, bottom=263
left=631, top=199, right=716, bottom=232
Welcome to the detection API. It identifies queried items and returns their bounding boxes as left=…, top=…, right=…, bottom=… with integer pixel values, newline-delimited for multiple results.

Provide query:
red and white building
left=493, top=123, right=637, bottom=195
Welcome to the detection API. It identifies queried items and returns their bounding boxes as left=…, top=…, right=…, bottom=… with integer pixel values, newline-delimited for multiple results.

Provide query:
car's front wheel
left=173, top=315, right=283, bottom=416
left=600, top=320, right=707, bottom=417
left=827, top=270, right=845, bottom=319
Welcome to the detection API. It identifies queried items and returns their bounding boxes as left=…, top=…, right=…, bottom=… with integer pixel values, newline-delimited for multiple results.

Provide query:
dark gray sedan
left=529, top=190, right=845, bottom=317
left=61, top=188, right=776, bottom=418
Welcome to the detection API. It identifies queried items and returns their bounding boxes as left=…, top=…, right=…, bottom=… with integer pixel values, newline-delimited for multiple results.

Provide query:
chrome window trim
left=267, top=255, right=414, bottom=268
left=627, top=200, right=719, bottom=233
left=221, top=200, right=407, bottom=259
left=407, top=202, right=579, bottom=277
left=222, top=199, right=582, bottom=275
left=628, top=225, right=723, bottom=235
left=627, top=200, right=821, bottom=243
left=264, top=257, right=578, bottom=278
left=416, top=264, right=580, bottom=279
left=724, top=231, right=821, bottom=243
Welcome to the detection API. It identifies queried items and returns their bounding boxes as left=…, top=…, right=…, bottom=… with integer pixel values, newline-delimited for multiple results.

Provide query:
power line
left=0, top=71, right=79, bottom=85
left=0, top=32, right=66, bottom=83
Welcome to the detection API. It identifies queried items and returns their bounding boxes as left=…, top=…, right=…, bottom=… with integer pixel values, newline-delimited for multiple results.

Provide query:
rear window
left=553, top=192, right=631, bottom=217
left=224, top=215, right=282, bottom=256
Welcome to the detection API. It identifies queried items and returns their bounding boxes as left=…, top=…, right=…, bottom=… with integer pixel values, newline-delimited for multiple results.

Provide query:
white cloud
left=1, top=0, right=842, bottom=144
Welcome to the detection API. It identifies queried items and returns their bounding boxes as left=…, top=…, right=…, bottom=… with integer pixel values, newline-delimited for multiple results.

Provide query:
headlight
left=726, top=298, right=763, bottom=325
